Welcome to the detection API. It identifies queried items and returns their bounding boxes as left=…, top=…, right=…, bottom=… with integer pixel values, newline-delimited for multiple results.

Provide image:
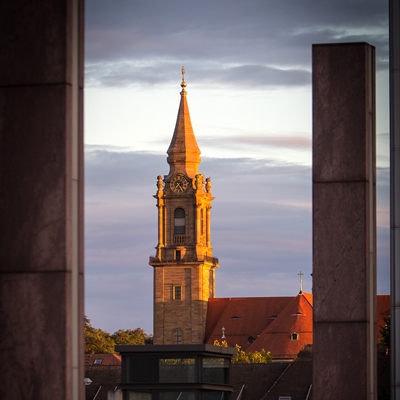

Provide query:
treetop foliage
left=379, top=315, right=390, bottom=352
left=84, top=316, right=153, bottom=354
left=213, top=339, right=272, bottom=363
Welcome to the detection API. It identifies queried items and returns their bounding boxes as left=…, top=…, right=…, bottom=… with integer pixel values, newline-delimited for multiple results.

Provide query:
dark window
left=174, top=208, right=185, bottom=234
left=172, top=329, right=183, bottom=344
left=291, top=332, right=299, bottom=341
left=125, top=356, right=159, bottom=383
left=247, top=336, right=256, bottom=344
left=159, top=390, right=196, bottom=400
left=176, top=250, right=181, bottom=261
left=174, top=286, right=182, bottom=300
left=203, top=358, right=229, bottom=384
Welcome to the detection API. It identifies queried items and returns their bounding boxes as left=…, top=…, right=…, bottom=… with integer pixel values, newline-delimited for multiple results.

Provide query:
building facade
left=149, top=69, right=219, bottom=345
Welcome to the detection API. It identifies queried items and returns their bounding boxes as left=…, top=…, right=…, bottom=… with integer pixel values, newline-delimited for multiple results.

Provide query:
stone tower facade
left=149, top=69, right=219, bottom=345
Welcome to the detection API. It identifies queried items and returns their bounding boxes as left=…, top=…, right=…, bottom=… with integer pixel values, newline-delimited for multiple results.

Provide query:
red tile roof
left=206, top=294, right=389, bottom=360
left=246, top=293, right=313, bottom=359
left=85, top=353, right=121, bottom=366
left=205, top=297, right=293, bottom=350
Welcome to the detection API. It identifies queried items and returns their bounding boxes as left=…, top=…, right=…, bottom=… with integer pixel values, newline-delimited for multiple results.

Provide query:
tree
left=379, top=315, right=390, bottom=351
left=213, top=340, right=272, bottom=363
left=85, top=317, right=115, bottom=354
left=84, top=317, right=153, bottom=353
left=111, top=328, right=153, bottom=345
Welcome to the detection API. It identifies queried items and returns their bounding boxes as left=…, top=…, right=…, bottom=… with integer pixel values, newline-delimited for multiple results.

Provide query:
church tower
left=149, top=68, right=219, bottom=345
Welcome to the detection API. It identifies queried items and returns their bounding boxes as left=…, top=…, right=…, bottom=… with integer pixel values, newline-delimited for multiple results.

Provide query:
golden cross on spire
left=180, top=66, right=187, bottom=90
left=298, top=271, right=304, bottom=294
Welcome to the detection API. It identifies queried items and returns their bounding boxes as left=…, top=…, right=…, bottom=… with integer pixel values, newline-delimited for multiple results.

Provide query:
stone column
left=206, top=206, right=212, bottom=248
left=196, top=204, right=201, bottom=246
left=155, top=179, right=165, bottom=259
left=312, top=43, right=376, bottom=399
left=390, top=1, right=400, bottom=398
left=0, top=1, right=84, bottom=399
left=156, top=202, right=165, bottom=259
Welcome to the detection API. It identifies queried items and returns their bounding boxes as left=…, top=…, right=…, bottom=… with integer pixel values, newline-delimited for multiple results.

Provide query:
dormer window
left=291, top=332, right=299, bottom=341
left=291, top=312, right=305, bottom=316
left=247, top=336, right=256, bottom=344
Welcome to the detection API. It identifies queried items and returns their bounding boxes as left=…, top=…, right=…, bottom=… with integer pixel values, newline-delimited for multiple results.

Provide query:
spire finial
left=298, top=271, right=304, bottom=294
left=181, top=66, right=187, bottom=90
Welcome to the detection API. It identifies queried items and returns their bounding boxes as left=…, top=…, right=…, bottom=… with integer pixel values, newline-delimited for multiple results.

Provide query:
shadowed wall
left=0, top=1, right=84, bottom=399
left=312, top=42, right=376, bottom=399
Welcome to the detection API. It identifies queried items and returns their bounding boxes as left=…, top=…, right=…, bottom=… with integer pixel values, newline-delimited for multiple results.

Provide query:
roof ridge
left=213, top=296, right=295, bottom=301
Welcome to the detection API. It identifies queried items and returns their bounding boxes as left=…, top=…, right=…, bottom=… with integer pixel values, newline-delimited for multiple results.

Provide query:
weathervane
left=298, top=271, right=304, bottom=294
left=181, top=66, right=187, bottom=90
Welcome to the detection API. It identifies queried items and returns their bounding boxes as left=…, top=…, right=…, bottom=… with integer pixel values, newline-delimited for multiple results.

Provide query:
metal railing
left=149, top=255, right=219, bottom=265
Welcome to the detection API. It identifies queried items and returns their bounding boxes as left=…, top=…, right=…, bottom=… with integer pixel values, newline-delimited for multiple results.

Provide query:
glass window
left=203, top=391, right=228, bottom=400
left=125, top=355, right=158, bottom=383
left=128, top=392, right=152, bottom=400
left=159, top=358, right=196, bottom=383
left=159, top=392, right=196, bottom=400
left=202, top=358, right=229, bottom=384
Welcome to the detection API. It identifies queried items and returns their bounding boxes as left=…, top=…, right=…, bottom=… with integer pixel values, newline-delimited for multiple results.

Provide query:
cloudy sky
left=84, top=0, right=390, bottom=335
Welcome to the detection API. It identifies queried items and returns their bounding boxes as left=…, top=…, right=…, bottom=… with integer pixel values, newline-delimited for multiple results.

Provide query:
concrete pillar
left=0, top=1, right=84, bottom=399
left=390, top=0, right=400, bottom=398
left=312, top=43, right=376, bottom=399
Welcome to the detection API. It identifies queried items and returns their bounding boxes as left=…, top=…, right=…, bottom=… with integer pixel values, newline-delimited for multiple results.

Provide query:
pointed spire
left=167, top=67, right=201, bottom=178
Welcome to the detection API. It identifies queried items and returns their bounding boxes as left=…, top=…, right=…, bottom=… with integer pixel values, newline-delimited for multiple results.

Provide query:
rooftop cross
left=181, top=66, right=187, bottom=90
left=298, top=271, right=304, bottom=294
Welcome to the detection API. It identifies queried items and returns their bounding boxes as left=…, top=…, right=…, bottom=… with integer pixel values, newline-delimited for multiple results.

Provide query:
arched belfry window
left=174, top=208, right=185, bottom=234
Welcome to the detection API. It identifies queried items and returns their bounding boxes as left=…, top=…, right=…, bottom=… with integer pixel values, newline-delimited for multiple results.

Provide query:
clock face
left=170, top=175, right=189, bottom=193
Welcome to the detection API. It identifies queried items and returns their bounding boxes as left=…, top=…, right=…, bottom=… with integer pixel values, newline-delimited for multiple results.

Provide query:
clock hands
left=175, top=181, right=183, bottom=191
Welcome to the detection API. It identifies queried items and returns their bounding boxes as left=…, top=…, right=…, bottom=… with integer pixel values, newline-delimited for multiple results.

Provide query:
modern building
left=116, top=344, right=237, bottom=400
